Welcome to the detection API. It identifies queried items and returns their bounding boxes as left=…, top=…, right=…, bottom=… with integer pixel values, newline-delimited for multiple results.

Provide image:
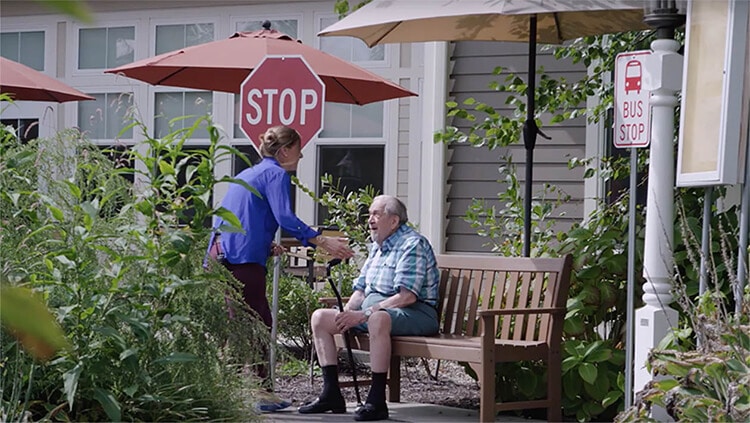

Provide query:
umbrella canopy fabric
left=319, top=0, right=647, bottom=46
left=0, top=56, right=94, bottom=103
left=320, top=0, right=647, bottom=257
left=105, top=28, right=415, bottom=106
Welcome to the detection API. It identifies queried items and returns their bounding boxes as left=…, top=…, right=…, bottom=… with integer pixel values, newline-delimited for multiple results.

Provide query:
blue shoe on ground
left=255, top=397, right=292, bottom=413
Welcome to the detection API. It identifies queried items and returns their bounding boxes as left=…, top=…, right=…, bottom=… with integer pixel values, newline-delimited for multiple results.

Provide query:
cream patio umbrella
left=320, top=0, right=648, bottom=257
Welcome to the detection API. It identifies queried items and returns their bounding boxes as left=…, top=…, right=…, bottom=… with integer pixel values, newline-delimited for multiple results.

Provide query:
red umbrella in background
left=105, top=24, right=415, bottom=105
left=1, top=57, right=94, bottom=103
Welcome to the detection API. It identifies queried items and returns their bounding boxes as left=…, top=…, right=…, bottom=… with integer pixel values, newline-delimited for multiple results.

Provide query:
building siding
left=445, top=40, right=587, bottom=253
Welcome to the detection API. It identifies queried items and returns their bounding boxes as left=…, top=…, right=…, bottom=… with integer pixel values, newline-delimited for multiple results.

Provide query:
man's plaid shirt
left=352, top=224, right=440, bottom=306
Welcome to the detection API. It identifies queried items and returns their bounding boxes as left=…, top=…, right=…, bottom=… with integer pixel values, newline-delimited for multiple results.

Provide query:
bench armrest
left=477, top=307, right=566, bottom=317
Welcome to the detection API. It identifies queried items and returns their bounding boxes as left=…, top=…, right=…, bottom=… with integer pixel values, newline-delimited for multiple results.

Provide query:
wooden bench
left=331, top=254, right=573, bottom=422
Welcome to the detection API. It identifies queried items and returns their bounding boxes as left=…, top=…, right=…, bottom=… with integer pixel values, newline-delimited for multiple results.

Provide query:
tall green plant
left=0, top=117, right=268, bottom=421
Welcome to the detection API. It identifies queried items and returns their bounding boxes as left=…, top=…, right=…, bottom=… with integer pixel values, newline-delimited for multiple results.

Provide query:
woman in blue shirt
left=207, top=125, right=353, bottom=411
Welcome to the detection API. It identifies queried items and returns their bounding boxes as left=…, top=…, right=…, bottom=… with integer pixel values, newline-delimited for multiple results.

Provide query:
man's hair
left=374, top=194, right=408, bottom=224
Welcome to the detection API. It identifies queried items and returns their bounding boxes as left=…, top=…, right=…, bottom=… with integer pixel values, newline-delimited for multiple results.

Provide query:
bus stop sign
left=614, top=51, right=652, bottom=148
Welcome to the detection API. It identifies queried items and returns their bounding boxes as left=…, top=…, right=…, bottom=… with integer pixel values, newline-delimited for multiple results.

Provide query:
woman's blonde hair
left=259, top=125, right=301, bottom=158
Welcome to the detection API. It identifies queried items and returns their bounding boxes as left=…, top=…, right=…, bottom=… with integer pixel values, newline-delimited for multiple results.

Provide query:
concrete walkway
left=262, top=402, right=541, bottom=422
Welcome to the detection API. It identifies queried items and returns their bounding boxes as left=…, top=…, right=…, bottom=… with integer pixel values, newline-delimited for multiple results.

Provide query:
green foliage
left=276, top=267, right=321, bottom=356
left=445, top=25, right=742, bottom=420
left=562, top=339, right=626, bottom=422
left=439, top=31, right=658, bottom=420
left=0, top=286, right=70, bottom=361
left=333, top=0, right=371, bottom=18
left=32, top=0, right=94, bottom=24
left=617, top=310, right=750, bottom=422
left=463, top=155, right=569, bottom=257
left=616, top=195, right=750, bottom=422
left=0, top=120, right=266, bottom=421
left=295, top=173, right=376, bottom=253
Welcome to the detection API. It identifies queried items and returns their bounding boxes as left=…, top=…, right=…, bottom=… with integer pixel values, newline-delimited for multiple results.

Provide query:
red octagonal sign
left=240, top=55, right=325, bottom=152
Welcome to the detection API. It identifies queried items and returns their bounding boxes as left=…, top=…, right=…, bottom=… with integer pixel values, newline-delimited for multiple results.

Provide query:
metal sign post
left=613, top=50, right=652, bottom=409
left=269, top=229, right=281, bottom=389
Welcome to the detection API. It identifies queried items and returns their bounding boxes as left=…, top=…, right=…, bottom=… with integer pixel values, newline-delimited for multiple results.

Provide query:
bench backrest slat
left=435, top=254, right=572, bottom=343
left=525, top=271, right=545, bottom=340
left=512, top=271, right=533, bottom=341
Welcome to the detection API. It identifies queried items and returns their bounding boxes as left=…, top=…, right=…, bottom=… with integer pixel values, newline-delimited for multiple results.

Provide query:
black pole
left=521, top=15, right=538, bottom=258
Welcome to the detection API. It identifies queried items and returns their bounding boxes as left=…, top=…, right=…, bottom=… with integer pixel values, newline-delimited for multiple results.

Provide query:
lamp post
left=633, top=1, right=685, bottom=418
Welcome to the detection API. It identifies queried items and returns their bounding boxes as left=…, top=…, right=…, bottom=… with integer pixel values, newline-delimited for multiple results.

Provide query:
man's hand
left=333, top=310, right=367, bottom=333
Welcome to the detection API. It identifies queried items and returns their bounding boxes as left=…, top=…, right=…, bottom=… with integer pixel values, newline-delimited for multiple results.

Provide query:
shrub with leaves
left=0, top=118, right=268, bottom=421
left=616, top=191, right=750, bottom=422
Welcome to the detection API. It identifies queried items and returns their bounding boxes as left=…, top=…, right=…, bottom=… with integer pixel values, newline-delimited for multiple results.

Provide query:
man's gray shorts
left=352, top=293, right=439, bottom=336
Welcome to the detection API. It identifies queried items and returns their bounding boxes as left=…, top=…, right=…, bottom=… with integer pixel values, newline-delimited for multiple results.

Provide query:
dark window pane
left=316, top=145, right=384, bottom=225
left=232, top=144, right=262, bottom=175
left=1, top=118, right=38, bottom=143
left=99, top=144, right=135, bottom=184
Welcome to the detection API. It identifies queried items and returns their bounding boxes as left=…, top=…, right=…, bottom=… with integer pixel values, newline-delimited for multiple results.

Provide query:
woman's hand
left=316, top=236, right=354, bottom=260
left=270, top=242, right=286, bottom=256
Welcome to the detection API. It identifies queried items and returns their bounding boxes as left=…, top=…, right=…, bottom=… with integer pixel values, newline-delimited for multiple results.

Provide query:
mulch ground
left=275, top=356, right=481, bottom=410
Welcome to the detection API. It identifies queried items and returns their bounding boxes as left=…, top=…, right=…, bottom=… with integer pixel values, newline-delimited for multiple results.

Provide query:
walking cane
left=325, top=258, right=363, bottom=406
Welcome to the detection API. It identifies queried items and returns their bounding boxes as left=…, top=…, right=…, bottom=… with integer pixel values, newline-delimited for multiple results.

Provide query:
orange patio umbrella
left=0, top=56, right=94, bottom=103
left=105, top=24, right=415, bottom=105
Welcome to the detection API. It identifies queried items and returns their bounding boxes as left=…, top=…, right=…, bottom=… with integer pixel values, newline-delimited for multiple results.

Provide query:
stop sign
left=240, top=55, right=325, bottom=152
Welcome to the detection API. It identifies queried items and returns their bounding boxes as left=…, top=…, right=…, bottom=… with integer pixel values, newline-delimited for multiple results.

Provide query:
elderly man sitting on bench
left=298, top=194, right=440, bottom=421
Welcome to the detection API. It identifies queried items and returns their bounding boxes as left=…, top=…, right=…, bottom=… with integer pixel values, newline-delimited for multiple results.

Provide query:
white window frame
left=148, top=17, right=219, bottom=57
left=151, top=87, right=216, bottom=143
left=0, top=28, right=48, bottom=71
left=315, top=13, right=390, bottom=69
left=1, top=19, right=60, bottom=140
left=69, top=18, right=143, bottom=79
left=231, top=14, right=304, bottom=39
left=73, top=88, right=138, bottom=145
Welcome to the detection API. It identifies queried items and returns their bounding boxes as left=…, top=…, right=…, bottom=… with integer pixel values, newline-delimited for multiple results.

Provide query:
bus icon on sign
left=624, top=60, right=642, bottom=95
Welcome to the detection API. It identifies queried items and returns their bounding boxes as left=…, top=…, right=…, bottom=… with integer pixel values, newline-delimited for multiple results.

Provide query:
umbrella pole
left=522, top=15, right=538, bottom=258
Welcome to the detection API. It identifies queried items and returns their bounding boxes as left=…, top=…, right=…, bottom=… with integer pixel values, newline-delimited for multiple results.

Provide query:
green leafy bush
left=0, top=119, right=268, bottom=421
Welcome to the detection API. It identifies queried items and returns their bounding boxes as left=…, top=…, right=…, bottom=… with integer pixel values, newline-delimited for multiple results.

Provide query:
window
left=317, top=145, right=384, bottom=224
left=78, top=26, right=135, bottom=69
left=318, top=16, right=384, bottom=63
left=319, top=101, right=383, bottom=138
left=0, top=31, right=44, bottom=70
left=154, top=91, right=212, bottom=139
left=236, top=19, right=298, bottom=38
left=78, top=93, right=134, bottom=141
left=1, top=118, right=39, bottom=143
left=99, top=144, right=135, bottom=184
left=233, top=144, right=262, bottom=175
left=155, top=23, right=214, bottom=55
